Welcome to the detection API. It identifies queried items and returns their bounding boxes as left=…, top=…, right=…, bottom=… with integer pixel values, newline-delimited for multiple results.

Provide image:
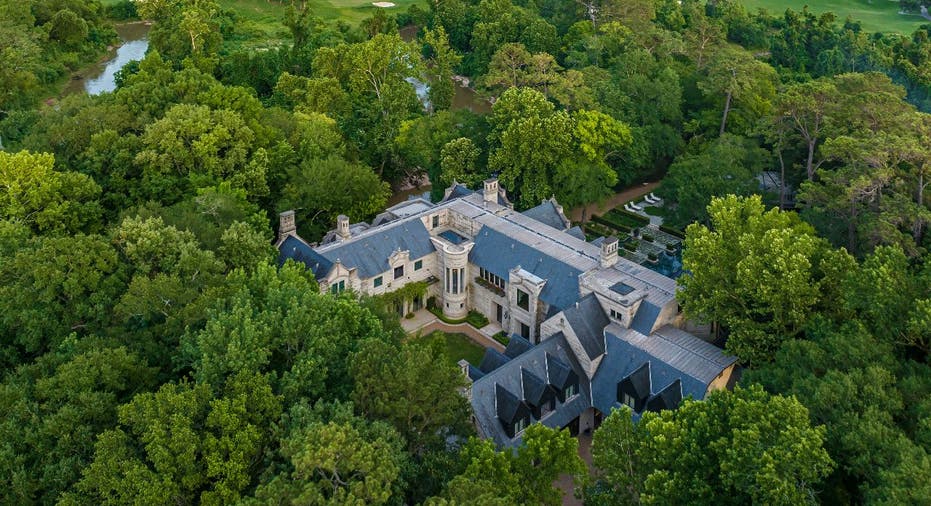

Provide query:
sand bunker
left=372, top=2, right=396, bottom=7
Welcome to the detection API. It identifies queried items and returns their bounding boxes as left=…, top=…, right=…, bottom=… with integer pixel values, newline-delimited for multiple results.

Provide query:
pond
left=63, top=22, right=150, bottom=96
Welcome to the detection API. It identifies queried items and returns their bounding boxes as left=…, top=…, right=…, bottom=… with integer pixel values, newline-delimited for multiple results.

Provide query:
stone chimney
left=337, top=214, right=350, bottom=240
left=600, top=236, right=619, bottom=269
left=483, top=178, right=499, bottom=205
left=278, top=210, right=296, bottom=243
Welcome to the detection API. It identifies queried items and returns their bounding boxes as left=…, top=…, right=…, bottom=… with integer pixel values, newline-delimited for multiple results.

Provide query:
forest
left=0, top=0, right=929, bottom=504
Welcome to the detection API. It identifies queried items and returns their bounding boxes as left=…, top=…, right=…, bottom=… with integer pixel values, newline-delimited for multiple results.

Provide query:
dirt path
left=568, top=181, right=660, bottom=222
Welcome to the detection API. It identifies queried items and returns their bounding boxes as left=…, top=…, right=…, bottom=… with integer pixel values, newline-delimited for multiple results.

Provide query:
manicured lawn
left=740, top=0, right=926, bottom=34
left=418, top=331, right=486, bottom=368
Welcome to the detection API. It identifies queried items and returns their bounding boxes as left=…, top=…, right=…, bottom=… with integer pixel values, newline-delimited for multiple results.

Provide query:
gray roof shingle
left=470, top=226, right=582, bottom=310
left=522, top=200, right=568, bottom=231
left=563, top=293, right=610, bottom=361
left=279, top=236, right=332, bottom=279
left=316, top=219, right=435, bottom=279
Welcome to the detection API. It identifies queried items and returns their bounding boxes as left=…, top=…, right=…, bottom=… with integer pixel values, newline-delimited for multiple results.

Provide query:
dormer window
left=617, top=363, right=651, bottom=413
left=610, top=309, right=623, bottom=322
left=564, top=382, right=578, bottom=399
left=514, top=415, right=529, bottom=434
left=394, top=265, right=404, bottom=279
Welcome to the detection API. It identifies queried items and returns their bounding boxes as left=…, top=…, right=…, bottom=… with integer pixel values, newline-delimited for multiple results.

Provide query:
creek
left=63, top=22, right=150, bottom=96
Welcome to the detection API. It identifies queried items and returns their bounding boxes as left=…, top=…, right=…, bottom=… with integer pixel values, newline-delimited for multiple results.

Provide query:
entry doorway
left=495, top=302, right=503, bottom=323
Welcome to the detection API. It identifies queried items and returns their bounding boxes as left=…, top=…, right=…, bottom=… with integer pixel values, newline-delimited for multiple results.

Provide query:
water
left=63, top=22, right=150, bottom=96
left=649, top=249, right=683, bottom=279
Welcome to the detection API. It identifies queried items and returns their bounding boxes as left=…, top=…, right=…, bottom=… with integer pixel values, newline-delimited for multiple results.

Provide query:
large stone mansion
left=277, top=179, right=737, bottom=447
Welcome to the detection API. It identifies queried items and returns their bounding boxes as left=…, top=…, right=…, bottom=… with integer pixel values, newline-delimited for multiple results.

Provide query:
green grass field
left=740, top=0, right=927, bottom=34
left=418, top=331, right=486, bottom=368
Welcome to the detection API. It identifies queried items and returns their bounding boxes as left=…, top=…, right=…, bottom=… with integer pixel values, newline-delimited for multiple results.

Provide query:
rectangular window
left=520, top=322, right=530, bottom=340
left=394, top=265, right=404, bottom=279
left=374, top=276, right=383, bottom=288
left=621, top=391, right=636, bottom=409
left=414, top=259, right=422, bottom=271
left=516, top=289, right=529, bottom=311
left=564, top=383, right=578, bottom=399
left=432, top=215, right=439, bottom=228
left=610, top=309, right=622, bottom=321
left=514, top=416, right=529, bottom=434
left=330, top=280, right=346, bottom=294
left=452, top=268, right=459, bottom=294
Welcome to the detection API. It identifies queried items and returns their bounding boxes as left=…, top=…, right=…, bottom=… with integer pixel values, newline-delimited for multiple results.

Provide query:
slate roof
left=278, top=236, right=333, bottom=279
left=562, top=293, right=610, bottom=361
left=522, top=200, right=568, bottom=231
left=495, top=383, right=529, bottom=424
left=504, top=335, right=533, bottom=358
left=479, top=348, right=511, bottom=374
left=470, top=226, right=582, bottom=310
left=470, top=333, right=589, bottom=448
left=443, top=183, right=474, bottom=201
left=630, top=301, right=662, bottom=335
left=566, top=226, right=586, bottom=241
left=315, top=218, right=435, bottom=279
left=590, top=325, right=737, bottom=415
left=646, top=379, right=682, bottom=412
left=521, top=368, right=554, bottom=407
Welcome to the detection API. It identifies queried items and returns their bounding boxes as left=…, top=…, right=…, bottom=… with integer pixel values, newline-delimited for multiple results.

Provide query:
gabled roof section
left=590, top=326, right=737, bottom=415
left=315, top=218, right=435, bottom=279
left=467, top=364, right=485, bottom=381
left=504, top=334, right=533, bottom=358
left=546, top=351, right=578, bottom=390
left=647, top=379, right=682, bottom=412
left=630, top=301, right=662, bottom=335
left=278, top=236, right=333, bottom=279
left=521, top=368, right=554, bottom=407
left=617, top=363, right=651, bottom=411
left=470, top=226, right=583, bottom=310
left=566, top=226, right=586, bottom=241
left=479, top=348, right=511, bottom=374
left=495, top=383, right=529, bottom=424
left=563, top=293, right=610, bottom=361
left=470, top=333, right=589, bottom=448
left=522, top=200, right=569, bottom=231
left=443, top=183, right=474, bottom=201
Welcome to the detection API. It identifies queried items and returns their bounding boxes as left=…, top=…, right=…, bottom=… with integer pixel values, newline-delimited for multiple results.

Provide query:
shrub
left=493, top=331, right=510, bottom=346
left=405, top=312, right=415, bottom=319
left=647, top=252, right=658, bottom=261
left=642, top=233, right=654, bottom=242
left=623, top=240, right=639, bottom=252
left=466, top=310, right=489, bottom=328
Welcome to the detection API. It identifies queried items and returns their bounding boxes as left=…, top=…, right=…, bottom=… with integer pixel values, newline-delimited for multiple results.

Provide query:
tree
left=698, top=47, right=777, bottom=136
left=439, top=137, right=482, bottom=187
left=351, top=338, right=471, bottom=453
left=423, top=27, right=461, bottom=111
left=72, top=372, right=281, bottom=505
left=134, top=104, right=265, bottom=204
left=0, top=345, right=157, bottom=504
left=437, top=425, right=584, bottom=505
left=0, top=234, right=125, bottom=366
left=591, top=386, right=833, bottom=505
left=0, top=150, right=102, bottom=233
left=678, top=195, right=854, bottom=364
left=661, top=134, right=765, bottom=227
left=245, top=401, right=407, bottom=506
left=281, top=156, right=390, bottom=240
